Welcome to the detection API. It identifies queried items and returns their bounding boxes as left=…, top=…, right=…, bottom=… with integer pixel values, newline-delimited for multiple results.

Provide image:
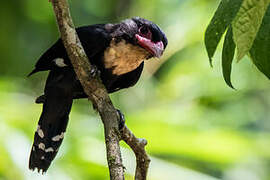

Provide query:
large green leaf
left=205, top=0, right=243, bottom=66
left=250, top=6, right=270, bottom=79
left=232, top=0, right=270, bottom=61
left=222, top=27, right=236, bottom=89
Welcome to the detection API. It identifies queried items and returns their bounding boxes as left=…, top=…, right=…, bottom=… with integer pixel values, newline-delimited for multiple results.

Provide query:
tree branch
left=121, top=126, right=151, bottom=180
left=50, top=0, right=150, bottom=179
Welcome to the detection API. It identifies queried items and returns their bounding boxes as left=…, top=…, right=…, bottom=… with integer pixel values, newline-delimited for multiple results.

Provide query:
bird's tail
left=29, top=69, right=75, bottom=173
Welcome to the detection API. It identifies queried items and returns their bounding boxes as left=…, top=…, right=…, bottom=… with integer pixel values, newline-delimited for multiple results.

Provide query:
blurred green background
left=1, top=0, right=270, bottom=179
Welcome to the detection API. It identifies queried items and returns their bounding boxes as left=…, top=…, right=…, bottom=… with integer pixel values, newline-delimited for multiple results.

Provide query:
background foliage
left=1, top=0, right=270, bottom=179
left=205, top=0, right=270, bottom=88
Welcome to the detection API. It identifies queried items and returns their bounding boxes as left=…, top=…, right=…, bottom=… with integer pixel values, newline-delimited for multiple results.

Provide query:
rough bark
left=50, top=0, right=150, bottom=179
left=121, top=126, right=151, bottom=180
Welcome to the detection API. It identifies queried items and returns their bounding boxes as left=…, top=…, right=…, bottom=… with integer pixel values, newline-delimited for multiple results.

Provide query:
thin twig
left=50, top=0, right=150, bottom=179
left=121, top=126, right=151, bottom=180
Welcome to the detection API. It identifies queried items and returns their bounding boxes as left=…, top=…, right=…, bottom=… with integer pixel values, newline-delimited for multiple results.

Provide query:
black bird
left=28, top=17, right=168, bottom=173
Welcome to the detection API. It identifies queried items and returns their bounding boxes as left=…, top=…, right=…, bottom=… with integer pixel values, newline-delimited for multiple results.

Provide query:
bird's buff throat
left=104, top=39, right=151, bottom=75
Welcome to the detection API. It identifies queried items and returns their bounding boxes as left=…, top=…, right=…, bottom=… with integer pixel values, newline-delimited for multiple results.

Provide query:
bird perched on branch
left=28, top=17, right=167, bottom=173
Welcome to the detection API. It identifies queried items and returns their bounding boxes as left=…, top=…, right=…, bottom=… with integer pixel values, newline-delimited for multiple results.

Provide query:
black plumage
left=28, top=17, right=167, bottom=173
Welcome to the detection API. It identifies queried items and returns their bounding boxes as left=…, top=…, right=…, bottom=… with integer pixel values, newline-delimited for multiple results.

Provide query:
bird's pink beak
left=135, top=34, right=164, bottom=58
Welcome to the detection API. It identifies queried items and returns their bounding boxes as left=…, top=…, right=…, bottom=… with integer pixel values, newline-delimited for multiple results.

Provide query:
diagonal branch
left=51, top=0, right=124, bottom=179
left=50, top=0, right=150, bottom=179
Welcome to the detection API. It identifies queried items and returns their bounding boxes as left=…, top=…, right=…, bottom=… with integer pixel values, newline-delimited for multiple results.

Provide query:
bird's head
left=107, top=17, right=168, bottom=58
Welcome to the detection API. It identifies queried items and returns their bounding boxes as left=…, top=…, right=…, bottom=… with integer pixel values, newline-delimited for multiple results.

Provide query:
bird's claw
left=90, top=65, right=100, bottom=77
left=116, top=109, right=125, bottom=130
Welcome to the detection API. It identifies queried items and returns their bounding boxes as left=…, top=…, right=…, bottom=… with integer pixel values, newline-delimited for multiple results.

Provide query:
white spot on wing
left=32, top=146, right=35, bottom=151
left=38, top=143, right=45, bottom=150
left=36, top=125, right=44, bottom=138
left=41, top=156, right=45, bottom=160
left=45, top=147, right=54, bottom=153
left=52, top=132, right=65, bottom=141
left=54, top=58, right=67, bottom=67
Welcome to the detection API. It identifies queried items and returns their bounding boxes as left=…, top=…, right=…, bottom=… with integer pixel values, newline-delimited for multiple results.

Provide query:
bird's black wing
left=28, top=24, right=111, bottom=76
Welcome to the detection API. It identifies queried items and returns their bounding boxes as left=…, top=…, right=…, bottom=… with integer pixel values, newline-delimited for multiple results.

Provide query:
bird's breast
left=103, top=39, right=151, bottom=75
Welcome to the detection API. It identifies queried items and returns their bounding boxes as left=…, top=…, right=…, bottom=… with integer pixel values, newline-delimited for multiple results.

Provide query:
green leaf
left=222, top=27, right=236, bottom=89
left=250, top=6, right=270, bottom=79
left=205, top=0, right=243, bottom=66
left=232, top=0, right=270, bottom=61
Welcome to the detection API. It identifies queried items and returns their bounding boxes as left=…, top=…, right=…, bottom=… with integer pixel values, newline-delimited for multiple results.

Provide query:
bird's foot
left=90, top=65, right=101, bottom=77
left=116, top=109, right=125, bottom=130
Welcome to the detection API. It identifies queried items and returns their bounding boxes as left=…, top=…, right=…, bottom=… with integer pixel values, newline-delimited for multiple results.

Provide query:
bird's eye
left=139, top=26, right=152, bottom=40
left=139, top=26, right=149, bottom=35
